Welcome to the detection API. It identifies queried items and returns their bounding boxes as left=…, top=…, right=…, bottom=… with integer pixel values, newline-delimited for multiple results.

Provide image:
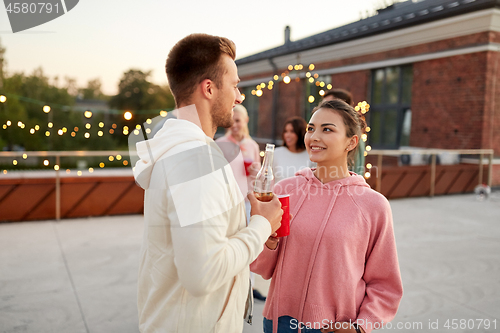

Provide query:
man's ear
left=200, top=79, right=215, bottom=100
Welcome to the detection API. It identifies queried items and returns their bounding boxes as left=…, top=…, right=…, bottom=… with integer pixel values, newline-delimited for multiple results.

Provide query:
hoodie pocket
left=214, top=274, right=243, bottom=332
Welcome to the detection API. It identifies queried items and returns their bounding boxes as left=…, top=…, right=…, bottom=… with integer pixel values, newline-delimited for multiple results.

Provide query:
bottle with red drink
left=254, top=143, right=275, bottom=202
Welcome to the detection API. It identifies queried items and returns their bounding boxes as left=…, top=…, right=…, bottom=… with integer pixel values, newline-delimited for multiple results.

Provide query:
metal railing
left=367, top=149, right=495, bottom=196
left=0, top=148, right=496, bottom=220
left=0, top=150, right=135, bottom=220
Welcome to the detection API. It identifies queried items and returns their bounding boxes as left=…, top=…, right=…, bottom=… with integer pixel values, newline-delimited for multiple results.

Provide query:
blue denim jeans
left=263, top=316, right=323, bottom=333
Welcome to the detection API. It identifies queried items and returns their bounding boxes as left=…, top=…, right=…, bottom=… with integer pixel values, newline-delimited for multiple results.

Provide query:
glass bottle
left=254, top=143, right=275, bottom=202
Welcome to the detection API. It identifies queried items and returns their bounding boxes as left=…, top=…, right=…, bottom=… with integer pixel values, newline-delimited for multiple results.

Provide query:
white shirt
left=273, top=146, right=312, bottom=183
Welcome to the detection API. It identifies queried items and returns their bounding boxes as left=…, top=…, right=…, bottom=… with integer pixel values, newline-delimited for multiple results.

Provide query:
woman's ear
left=348, top=135, right=359, bottom=151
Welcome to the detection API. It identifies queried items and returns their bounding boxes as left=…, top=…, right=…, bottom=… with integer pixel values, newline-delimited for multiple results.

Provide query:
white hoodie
left=134, top=118, right=271, bottom=333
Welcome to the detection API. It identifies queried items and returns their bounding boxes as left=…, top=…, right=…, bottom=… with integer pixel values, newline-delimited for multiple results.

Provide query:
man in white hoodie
left=133, top=34, right=283, bottom=333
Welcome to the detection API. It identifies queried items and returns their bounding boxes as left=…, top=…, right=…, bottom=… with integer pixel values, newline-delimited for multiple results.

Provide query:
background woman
left=274, top=117, right=312, bottom=182
left=251, top=100, right=403, bottom=333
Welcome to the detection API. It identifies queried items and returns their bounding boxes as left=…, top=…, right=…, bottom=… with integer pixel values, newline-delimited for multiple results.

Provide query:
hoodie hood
left=133, top=118, right=210, bottom=189
left=295, top=167, right=370, bottom=189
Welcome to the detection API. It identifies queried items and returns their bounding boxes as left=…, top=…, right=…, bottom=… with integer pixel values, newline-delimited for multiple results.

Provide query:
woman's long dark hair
left=282, top=116, right=307, bottom=151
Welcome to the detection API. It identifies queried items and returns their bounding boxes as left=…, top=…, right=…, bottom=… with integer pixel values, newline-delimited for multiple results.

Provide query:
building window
left=369, top=65, right=413, bottom=149
left=216, top=87, right=260, bottom=137
left=241, top=87, right=260, bottom=137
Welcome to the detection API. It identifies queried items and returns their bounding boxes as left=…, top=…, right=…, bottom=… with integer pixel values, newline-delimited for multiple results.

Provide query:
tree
left=0, top=38, right=5, bottom=90
left=79, top=78, right=107, bottom=100
left=109, top=69, right=175, bottom=147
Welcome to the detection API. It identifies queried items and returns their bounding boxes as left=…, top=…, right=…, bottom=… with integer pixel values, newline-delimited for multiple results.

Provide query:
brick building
left=236, top=0, right=500, bottom=165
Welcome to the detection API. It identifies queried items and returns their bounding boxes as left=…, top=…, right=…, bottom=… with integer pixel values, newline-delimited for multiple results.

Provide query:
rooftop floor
left=1, top=192, right=499, bottom=333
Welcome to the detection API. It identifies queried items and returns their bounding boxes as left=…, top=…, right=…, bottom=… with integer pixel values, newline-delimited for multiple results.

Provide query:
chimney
left=284, top=26, right=291, bottom=45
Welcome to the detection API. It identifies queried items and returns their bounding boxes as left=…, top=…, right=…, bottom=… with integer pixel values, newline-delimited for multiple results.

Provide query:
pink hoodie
left=250, top=168, right=403, bottom=333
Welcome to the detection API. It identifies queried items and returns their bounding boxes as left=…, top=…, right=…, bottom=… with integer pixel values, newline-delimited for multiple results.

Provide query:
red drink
left=276, top=195, right=290, bottom=237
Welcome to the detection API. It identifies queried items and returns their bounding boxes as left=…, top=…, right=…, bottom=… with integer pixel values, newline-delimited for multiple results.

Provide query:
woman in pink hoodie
left=251, top=100, right=403, bottom=333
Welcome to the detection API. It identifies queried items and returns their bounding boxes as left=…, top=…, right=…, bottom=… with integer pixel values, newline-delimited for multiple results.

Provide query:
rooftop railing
left=0, top=148, right=496, bottom=221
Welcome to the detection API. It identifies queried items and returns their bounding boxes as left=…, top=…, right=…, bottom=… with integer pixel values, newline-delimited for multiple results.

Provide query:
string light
left=124, top=111, right=133, bottom=120
left=12, top=160, right=17, bottom=165
left=43, top=160, right=49, bottom=166
left=48, top=122, right=53, bottom=128
left=308, top=96, right=315, bottom=103
left=160, top=110, right=168, bottom=117
left=43, top=105, right=51, bottom=113
left=365, top=172, right=371, bottom=179
left=283, top=76, right=291, bottom=84
left=0, top=95, right=6, bottom=103
left=22, top=154, right=27, bottom=159
left=54, top=165, right=60, bottom=171
left=84, top=111, right=92, bottom=118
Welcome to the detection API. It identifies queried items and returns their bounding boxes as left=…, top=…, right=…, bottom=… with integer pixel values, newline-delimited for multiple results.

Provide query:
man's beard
left=211, top=95, right=233, bottom=129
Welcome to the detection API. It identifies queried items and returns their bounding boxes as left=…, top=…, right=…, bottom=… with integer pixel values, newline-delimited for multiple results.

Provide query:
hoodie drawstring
left=272, top=180, right=313, bottom=333
left=295, top=184, right=342, bottom=332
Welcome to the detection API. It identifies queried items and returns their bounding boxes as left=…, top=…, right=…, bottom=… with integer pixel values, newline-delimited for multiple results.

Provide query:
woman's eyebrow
left=321, top=123, right=337, bottom=127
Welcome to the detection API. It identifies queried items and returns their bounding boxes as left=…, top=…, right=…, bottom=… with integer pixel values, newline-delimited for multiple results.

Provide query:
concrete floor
left=0, top=192, right=499, bottom=333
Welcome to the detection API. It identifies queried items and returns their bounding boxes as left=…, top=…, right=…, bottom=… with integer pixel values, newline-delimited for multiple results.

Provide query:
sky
left=0, top=0, right=390, bottom=95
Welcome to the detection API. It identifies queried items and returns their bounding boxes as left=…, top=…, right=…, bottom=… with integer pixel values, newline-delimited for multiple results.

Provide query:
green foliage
left=109, top=69, right=175, bottom=147
left=0, top=39, right=175, bottom=153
